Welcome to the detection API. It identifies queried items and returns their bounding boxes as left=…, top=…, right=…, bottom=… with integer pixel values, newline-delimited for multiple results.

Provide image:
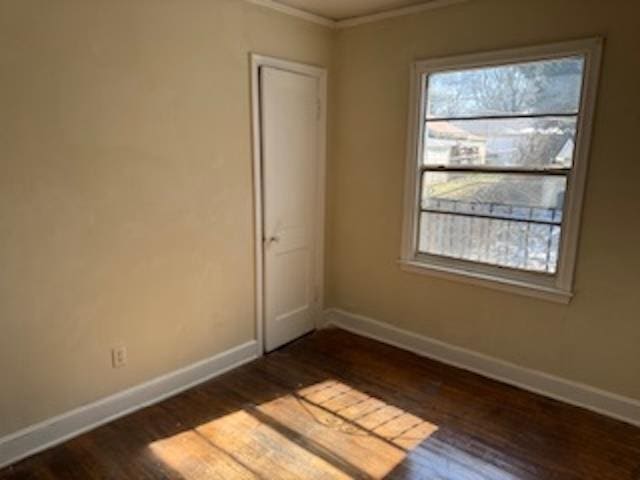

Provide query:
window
left=401, top=39, right=602, bottom=302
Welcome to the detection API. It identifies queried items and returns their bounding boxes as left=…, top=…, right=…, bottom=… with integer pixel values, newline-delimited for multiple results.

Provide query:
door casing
left=250, top=54, right=327, bottom=356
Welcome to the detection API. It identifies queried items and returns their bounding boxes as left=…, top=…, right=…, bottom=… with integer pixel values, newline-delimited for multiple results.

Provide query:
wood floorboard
left=1, top=328, right=639, bottom=479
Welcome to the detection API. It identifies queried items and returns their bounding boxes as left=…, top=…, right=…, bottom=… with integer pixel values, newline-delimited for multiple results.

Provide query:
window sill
left=398, top=259, right=573, bottom=304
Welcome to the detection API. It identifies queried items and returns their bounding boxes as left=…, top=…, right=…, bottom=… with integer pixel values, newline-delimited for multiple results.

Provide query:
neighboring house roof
left=428, top=122, right=484, bottom=142
left=555, top=138, right=574, bottom=164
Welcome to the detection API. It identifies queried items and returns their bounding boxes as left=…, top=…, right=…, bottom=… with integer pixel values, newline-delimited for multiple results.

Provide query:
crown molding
left=335, top=0, right=469, bottom=28
left=245, top=0, right=336, bottom=27
left=245, top=0, right=470, bottom=29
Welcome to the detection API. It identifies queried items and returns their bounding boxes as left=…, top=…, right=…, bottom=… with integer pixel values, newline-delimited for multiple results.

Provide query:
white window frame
left=400, top=38, right=603, bottom=303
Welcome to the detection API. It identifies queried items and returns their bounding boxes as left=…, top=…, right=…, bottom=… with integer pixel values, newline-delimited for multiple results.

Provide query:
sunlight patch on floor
left=296, top=380, right=438, bottom=451
left=149, top=380, right=438, bottom=479
left=151, top=409, right=350, bottom=479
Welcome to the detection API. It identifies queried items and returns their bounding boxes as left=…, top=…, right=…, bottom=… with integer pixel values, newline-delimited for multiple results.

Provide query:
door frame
left=250, top=54, right=327, bottom=356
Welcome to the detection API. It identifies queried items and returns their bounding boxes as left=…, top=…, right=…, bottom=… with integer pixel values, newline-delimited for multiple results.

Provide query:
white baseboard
left=0, top=340, right=259, bottom=469
left=324, top=308, right=640, bottom=427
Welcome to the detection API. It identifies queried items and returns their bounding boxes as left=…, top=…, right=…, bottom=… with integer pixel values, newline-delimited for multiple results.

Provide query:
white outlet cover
left=111, top=346, right=127, bottom=368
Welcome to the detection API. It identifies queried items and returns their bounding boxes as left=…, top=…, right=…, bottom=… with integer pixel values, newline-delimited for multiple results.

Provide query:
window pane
left=426, top=56, right=585, bottom=119
left=418, top=212, right=561, bottom=273
left=423, top=116, right=577, bottom=168
left=421, top=172, right=566, bottom=219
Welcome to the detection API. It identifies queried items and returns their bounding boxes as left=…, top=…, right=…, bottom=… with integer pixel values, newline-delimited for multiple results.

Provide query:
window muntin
left=417, top=55, right=586, bottom=275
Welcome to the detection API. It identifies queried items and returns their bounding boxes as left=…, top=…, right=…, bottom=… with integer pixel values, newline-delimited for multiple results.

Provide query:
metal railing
left=419, top=199, right=563, bottom=273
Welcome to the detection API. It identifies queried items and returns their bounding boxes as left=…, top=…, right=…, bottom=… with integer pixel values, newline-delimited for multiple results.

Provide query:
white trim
left=244, top=0, right=471, bottom=29
left=250, top=54, right=328, bottom=353
left=245, top=0, right=335, bottom=27
left=0, top=340, right=258, bottom=469
left=323, top=309, right=640, bottom=427
left=399, top=259, right=572, bottom=303
left=335, top=0, right=469, bottom=28
left=400, top=38, right=604, bottom=302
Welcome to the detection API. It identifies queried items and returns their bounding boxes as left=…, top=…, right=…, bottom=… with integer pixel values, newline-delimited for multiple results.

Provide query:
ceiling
left=276, top=0, right=435, bottom=21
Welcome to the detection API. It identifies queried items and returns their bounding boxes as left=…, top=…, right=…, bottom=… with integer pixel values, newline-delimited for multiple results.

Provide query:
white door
left=261, top=66, right=320, bottom=352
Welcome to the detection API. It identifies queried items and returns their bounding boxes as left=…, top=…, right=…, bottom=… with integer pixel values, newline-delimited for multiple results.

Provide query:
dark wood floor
left=2, top=328, right=639, bottom=479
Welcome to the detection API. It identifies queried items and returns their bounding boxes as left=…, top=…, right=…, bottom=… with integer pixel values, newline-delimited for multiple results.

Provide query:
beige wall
left=0, top=0, right=332, bottom=437
left=2, top=0, right=639, bottom=441
left=328, top=0, right=640, bottom=400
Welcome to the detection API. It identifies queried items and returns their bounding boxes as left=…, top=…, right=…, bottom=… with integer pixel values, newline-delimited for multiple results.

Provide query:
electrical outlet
left=111, top=345, right=127, bottom=368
